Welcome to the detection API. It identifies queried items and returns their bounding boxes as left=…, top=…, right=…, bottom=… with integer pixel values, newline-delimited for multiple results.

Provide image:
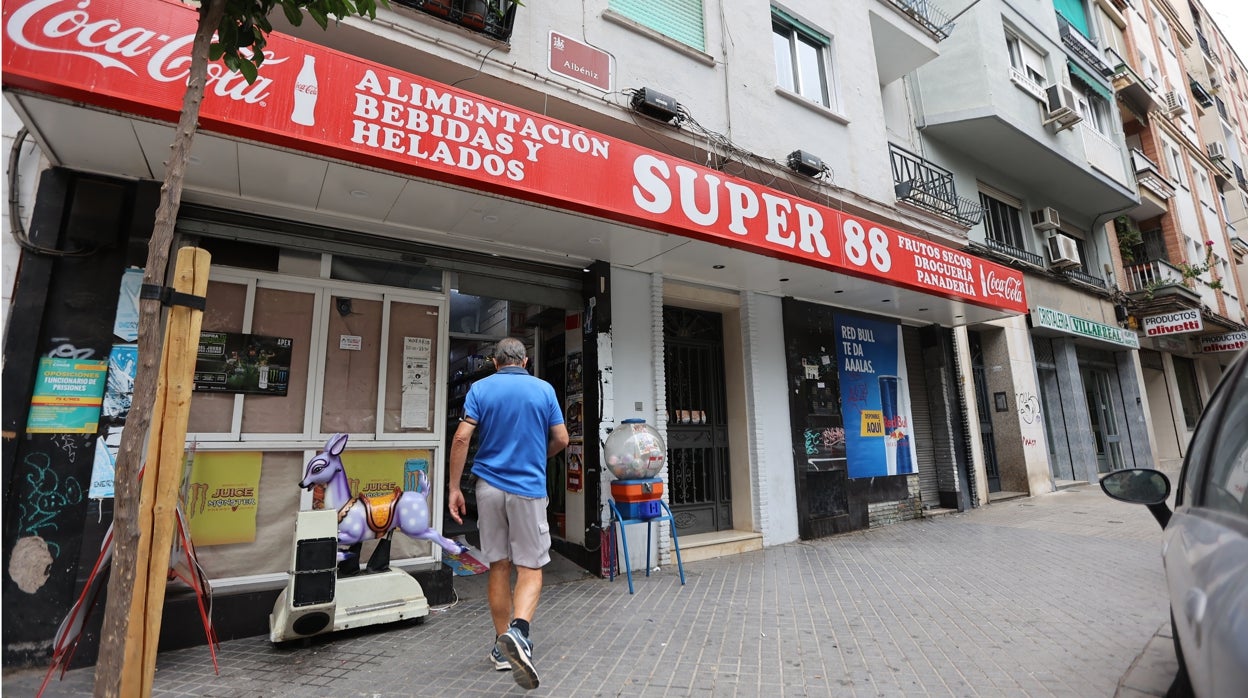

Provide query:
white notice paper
left=401, top=336, right=432, bottom=428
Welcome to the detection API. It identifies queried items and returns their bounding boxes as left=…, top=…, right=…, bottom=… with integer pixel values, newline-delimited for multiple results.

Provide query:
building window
left=772, top=11, right=831, bottom=108
left=1006, top=31, right=1047, bottom=89
left=979, top=190, right=1028, bottom=250
left=1172, top=356, right=1203, bottom=430
left=1075, top=89, right=1111, bottom=134
left=609, top=0, right=705, bottom=51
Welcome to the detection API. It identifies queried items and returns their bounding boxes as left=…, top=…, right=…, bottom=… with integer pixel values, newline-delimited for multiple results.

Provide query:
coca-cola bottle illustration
left=291, top=55, right=318, bottom=126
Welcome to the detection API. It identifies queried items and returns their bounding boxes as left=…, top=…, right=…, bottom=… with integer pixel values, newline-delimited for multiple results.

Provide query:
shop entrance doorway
left=1082, top=367, right=1124, bottom=473
left=663, top=306, right=732, bottom=535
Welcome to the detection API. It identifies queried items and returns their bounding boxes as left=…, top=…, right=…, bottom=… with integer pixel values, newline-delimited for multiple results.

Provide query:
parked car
left=1101, top=348, right=1248, bottom=698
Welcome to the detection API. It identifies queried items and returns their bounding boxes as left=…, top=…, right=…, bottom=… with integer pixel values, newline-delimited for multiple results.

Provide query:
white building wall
left=741, top=291, right=797, bottom=545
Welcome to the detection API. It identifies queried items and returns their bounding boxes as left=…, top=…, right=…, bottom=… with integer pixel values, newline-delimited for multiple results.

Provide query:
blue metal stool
left=607, top=500, right=686, bottom=594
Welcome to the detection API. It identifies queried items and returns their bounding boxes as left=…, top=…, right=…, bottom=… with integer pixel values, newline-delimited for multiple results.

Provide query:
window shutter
left=610, top=0, right=705, bottom=51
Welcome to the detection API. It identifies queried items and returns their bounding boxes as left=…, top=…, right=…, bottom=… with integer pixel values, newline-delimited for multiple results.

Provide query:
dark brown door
left=663, top=307, right=732, bottom=535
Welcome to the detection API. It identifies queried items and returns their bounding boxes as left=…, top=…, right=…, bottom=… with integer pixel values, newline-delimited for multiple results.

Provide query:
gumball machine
left=605, top=419, right=667, bottom=519
left=604, top=419, right=685, bottom=593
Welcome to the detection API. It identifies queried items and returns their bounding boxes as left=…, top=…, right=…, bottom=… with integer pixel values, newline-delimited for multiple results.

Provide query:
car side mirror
left=1100, top=469, right=1173, bottom=528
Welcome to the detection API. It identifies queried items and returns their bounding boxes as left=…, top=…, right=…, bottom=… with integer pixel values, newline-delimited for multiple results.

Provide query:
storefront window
left=1173, top=356, right=1204, bottom=429
left=320, top=296, right=383, bottom=434
left=242, top=287, right=315, bottom=433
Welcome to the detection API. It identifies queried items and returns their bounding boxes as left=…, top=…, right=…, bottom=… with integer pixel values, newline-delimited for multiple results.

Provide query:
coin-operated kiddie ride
left=269, top=433, right=465, bottom=642
left=605, top=419, right=685, bottom=593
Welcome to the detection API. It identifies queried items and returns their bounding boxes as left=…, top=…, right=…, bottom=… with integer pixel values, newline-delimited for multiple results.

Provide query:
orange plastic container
left=610, top=478, right=663, bottom=503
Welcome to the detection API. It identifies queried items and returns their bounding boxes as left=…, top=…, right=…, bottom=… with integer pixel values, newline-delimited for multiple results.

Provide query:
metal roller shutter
left=903, top=326, right=939, bottom=507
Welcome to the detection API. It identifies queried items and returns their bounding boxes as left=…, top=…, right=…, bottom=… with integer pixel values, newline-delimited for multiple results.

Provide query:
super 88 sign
left=2, top=0, right=1026, bottom=314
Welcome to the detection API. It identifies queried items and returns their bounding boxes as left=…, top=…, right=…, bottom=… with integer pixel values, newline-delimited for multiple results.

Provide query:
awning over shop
left=2, top=0, right=1028, bottom=317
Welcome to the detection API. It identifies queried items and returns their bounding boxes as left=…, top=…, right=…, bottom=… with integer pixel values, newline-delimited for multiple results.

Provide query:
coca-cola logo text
left=295, top=83, right=317, bottom=95
left=6, top=0, right=285, bottom=104
left=981, top=270, right=1023, bottom=303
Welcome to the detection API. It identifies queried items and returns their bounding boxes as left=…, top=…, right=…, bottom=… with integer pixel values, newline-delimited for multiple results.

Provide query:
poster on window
left=193, top=331, right=293, bottom=395
left=184, top=451, right=263, bottom=546
left=834, top=313, right=917, bottom=479
left=26, top=357, right=109, bottom=433
left=401, top=337, right=432, bottom=429
left=566, top=444, right=583, bottom=493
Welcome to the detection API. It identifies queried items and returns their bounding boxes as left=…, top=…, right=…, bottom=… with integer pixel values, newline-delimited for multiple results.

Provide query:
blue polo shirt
left=464, top=366, right=564, bottom=498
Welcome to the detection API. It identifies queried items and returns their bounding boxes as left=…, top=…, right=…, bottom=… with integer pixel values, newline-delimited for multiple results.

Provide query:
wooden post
left=118, top=247, right=211, bottom=696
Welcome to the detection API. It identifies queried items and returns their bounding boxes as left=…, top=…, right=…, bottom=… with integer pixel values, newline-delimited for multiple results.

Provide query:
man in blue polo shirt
left=448, top=337, right=568, bottom=691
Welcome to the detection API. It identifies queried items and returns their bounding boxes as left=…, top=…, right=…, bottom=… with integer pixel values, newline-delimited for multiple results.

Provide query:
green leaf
left=238, top=59, right=259, bottom=84
left=281, top=1, right=304, bottom=26
left=307, top=6, right=329, bottom=29
left=209, top=42, right=226, bottom=60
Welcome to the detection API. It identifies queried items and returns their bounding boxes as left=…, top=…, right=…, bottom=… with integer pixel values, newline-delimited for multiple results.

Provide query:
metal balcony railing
left=1064, top=268, right=1107, bottom=289
left=889, top=144, right=984, bottom=226
left=982, top=237, right=1044, bottom=267
left=1216, top=96, right=1228, bottom=120
left=1190, top=77, right=1215, bottom=108
left=1123, top=260, right=1188, bottom=294
left=1057, top=15, right=1112, bottom=76
left=1198, top=31, right=1212, bottom=58
left=884, top=0, right=956, bottom=41
left=394, top=0, right=517, bottom=41
left=1236, top=162, right=1246, bottom=188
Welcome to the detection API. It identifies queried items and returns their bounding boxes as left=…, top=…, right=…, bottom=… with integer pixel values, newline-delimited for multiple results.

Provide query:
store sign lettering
left=1200, top=331, right=1248, bottom=353
left=1142, top=309, right=1202, bottom=337
left=1032, top=306, right=1140, bottom=349
left=2, top=0, right=1028, bottom=314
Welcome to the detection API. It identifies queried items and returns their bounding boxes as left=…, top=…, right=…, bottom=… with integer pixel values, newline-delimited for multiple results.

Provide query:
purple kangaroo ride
left=299, top=433, right=464, bottom=564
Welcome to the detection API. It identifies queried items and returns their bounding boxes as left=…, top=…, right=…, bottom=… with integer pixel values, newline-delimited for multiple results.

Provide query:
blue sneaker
left=496, top=627, right=539, bottom=690
left=489, top=644, right=510, bottom=671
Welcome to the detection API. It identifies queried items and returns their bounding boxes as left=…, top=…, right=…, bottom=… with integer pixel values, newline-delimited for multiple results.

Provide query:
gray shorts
left=476, top=480, right=551, bottom=569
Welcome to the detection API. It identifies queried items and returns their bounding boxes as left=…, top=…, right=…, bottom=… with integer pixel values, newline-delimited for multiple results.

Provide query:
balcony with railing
left=1190, top=77, right=1215, bottom=109
left=1063, top=267, right=1107, bottom=289
left=1123, top=260, right=1200, bottom=300
left=1080, top=123, right=1129, bottom=187
left=394, top=0, right=517, bottom=41
left=889, top=143, right=984, bottom=226
left=1216, top=96, right=1229, bottom=120
left=982, top=237, right=1044, bottom=267
left=883, top=0, right=956, bottom=41
left=1236, top=162, right=1247, bottom=189
left=1057, top=15, right=1112, bottom=77
left=1130, top=148, right=1175, bottom=218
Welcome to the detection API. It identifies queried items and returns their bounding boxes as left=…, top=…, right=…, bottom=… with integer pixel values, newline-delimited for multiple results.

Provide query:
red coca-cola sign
left=2, top=0, right=1028, bottom=314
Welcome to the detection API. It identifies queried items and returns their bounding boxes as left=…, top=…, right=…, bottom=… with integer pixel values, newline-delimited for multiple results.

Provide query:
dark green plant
left=1114, top=215, right=1142, bottom=265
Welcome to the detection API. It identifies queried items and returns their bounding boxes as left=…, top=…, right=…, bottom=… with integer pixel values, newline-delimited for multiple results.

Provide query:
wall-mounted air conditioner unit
left=1165, top=90, right=1189, bottom=116
left=1031, top=206, right=1061, bottom=231
left=1207, top=141, right=1227, bottom=160
left=1047, top=233, right=1082, bottom=269
left=1043, top=84, right=1082, bottom=129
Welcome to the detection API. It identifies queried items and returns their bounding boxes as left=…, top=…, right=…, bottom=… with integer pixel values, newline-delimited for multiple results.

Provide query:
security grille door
left=663, top=307, right=731, bottom=535
left=1083, top=367, right=1125, bottom=473
left=970, top=332, right=1002, bottom=492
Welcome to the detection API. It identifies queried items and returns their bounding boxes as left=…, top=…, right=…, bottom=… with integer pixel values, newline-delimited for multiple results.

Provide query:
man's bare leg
left=488, top=559, right=513, bottom=637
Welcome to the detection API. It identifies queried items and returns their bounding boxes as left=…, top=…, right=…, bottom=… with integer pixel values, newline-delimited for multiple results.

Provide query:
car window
left=1181, top=354, right=1243, bottom=507
left=1200, top=366, right=1248, bottom=516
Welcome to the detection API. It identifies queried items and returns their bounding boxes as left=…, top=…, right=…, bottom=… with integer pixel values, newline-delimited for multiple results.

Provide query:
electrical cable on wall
left=7, top=128, right=97, bottom=257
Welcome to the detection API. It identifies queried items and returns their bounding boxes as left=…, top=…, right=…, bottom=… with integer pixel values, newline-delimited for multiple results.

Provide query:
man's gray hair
left=493, top=337, right=527, bottom=366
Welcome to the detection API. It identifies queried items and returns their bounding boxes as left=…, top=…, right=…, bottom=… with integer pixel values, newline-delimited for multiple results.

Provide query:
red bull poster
left=834, top=314, right=917, bottom=479
left=184, top=451, right=262, bottom=546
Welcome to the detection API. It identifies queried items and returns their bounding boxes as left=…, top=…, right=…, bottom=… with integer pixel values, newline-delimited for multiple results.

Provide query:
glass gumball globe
left=603, top=419, right=666, bottom=480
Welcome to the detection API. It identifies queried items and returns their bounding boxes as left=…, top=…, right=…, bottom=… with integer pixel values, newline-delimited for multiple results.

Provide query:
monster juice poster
left=834, top=313, right=918, bottom=479
left=193, top=331, right=293, bottom=396
left=184, top=451, right=263, bottom=546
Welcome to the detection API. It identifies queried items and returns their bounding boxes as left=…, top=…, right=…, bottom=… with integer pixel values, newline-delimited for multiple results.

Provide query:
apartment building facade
left=2, top=0, right=1245, bottom=666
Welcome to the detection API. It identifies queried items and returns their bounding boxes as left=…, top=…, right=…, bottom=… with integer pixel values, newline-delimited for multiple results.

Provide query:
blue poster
left=113, top=268, right=143, bottom=342
left=834, top=313, right=917, bottom=479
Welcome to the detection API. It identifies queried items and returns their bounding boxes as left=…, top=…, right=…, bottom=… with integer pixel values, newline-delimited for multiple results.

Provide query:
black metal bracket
left=140, top=283, right=206, bottom=311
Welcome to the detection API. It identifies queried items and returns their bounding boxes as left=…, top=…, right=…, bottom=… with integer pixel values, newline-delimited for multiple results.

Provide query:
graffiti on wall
left=17, top=451, right=84, bottom=558
left=1017, top=392, right=1042, bottom=425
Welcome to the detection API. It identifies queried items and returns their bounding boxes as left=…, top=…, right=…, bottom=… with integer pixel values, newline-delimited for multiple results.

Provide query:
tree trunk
left=93, top=2, right=226, bottom=695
